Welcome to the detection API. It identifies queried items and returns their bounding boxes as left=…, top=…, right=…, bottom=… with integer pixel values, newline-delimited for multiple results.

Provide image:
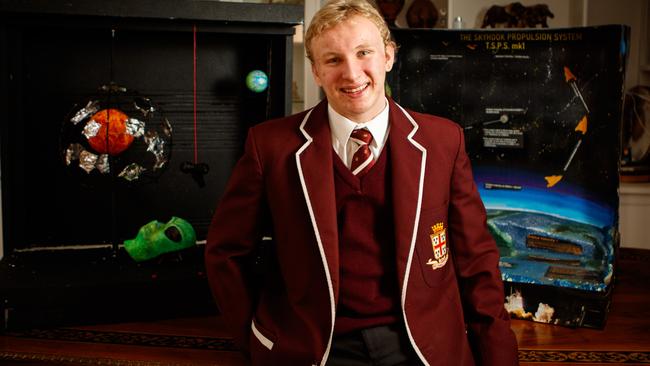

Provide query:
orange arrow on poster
left=564, top=66, right=576, bottom=82
left=575, top=115, right=588, bottom=134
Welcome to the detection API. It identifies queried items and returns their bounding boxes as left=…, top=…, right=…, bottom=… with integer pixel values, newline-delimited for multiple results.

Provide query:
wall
left=585, top=0, right=648, bottom=90
left=620, top=183, right=650, bottom=249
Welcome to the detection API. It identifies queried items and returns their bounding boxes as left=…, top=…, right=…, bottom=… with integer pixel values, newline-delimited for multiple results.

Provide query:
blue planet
left=246, top=70, right=268, bottom=93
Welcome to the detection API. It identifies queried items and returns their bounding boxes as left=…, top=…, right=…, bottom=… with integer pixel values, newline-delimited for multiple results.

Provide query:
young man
left=205, top=0, right=519, bottom=365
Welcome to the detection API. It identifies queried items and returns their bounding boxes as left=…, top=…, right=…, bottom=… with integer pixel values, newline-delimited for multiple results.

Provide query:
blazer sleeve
left=447, top=126, right=520, bottom=365
left=205, top=127, right=265, bottom=353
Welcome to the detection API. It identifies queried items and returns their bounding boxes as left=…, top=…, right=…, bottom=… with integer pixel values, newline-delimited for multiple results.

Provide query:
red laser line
left=192, top=24, right=198, bottom=164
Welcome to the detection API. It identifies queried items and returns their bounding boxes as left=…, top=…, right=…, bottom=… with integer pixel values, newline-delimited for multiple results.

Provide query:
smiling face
left=310, top=15, right=395, bottom=123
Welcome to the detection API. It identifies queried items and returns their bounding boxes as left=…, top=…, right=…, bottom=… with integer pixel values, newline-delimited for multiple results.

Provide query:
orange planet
left=87, top=109, right=134, bottom=155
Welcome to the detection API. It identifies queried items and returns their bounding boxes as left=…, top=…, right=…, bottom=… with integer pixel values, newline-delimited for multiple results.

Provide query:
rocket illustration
left=564, top=66, right=590, bottom=114
left=545, top=66, right=591, bottom=188
left=464, top=114, right=509, bottom=130
left=545, top=115, right=588, bottom=187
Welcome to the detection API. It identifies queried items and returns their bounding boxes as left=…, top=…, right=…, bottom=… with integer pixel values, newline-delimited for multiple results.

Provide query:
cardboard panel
left=388, top=25, right=629, bottom=327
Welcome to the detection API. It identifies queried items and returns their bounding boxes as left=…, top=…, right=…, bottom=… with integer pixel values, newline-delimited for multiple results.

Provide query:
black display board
left=0, top=0, right=301, bottom=329
left=388, top=25, right=629, bottom=328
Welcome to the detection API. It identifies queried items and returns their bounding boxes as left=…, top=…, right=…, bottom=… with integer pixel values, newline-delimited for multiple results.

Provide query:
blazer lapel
left=388, top=100, right=427, bottom=293
left=295, top=100, right=340, bottom=299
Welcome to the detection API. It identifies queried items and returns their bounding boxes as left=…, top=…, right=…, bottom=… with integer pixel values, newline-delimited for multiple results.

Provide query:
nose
left=341, top=58, right=362, bottom=82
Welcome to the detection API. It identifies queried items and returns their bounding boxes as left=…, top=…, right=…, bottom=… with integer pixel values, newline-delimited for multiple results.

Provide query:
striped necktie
left=349, top=128, right=375, bottom=176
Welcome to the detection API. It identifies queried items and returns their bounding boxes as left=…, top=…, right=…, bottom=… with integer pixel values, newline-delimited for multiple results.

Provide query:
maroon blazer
left=205, top=99, right=519, bottom=366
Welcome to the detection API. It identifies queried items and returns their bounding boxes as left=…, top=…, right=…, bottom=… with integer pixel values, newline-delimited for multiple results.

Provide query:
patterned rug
left=1, top=327, right=650, bottom=364
left=519, top=350, right=650, bottom=363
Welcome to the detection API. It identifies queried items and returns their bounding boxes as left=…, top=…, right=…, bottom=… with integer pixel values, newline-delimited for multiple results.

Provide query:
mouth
left=340, top=83, right=369, bottom=95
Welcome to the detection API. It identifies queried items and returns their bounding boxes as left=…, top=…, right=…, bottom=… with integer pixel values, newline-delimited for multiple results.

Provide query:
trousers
left=327, top=324, right=423, bottom=366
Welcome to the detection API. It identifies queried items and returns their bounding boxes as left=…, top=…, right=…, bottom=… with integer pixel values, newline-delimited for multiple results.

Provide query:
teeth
left=343, top=84, right=367, bottom=93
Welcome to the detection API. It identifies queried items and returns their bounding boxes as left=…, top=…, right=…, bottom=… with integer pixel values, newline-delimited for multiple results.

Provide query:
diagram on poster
left=389, top=26, right=628, bottom=298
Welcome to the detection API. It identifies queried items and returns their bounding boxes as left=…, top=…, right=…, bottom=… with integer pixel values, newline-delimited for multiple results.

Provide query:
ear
left=385, top=43, right=396, bottom=72
left=310, top=61, right=323, bottom=87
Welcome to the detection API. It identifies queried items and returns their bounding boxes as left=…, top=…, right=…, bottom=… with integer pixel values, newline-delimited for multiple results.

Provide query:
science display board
left=388, top=25, right=629, bottom=328
left=0, top=1, right=301, bottom=329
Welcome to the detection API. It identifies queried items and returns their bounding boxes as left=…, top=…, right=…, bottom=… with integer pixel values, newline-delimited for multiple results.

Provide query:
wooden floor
left=513, top=248, right=650, bottom=365
left=1, top=248, right=649, bottom=365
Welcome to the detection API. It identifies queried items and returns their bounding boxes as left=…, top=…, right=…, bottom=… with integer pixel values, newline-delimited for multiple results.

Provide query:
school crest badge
left=426, top=222, right=448, bottom=270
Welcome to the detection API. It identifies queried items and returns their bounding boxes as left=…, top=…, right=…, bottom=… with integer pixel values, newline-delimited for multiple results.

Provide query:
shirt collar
left=328, top=98, right=390, bottom=149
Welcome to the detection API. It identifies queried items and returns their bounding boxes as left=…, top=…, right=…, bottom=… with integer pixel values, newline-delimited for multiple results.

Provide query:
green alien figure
left=124, top=217, right=197, bottom=262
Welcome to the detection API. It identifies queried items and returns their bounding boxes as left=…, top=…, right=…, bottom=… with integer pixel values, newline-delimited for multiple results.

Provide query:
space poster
left=388, top=25, right=629, bottom=327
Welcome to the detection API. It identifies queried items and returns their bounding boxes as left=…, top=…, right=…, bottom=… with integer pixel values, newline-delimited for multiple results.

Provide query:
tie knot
left=350, top=128, right=373, bottom=145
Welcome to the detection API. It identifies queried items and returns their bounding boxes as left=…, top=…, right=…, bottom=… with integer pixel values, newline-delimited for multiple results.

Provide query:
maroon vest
left=332, top=144, right=400, bottom=335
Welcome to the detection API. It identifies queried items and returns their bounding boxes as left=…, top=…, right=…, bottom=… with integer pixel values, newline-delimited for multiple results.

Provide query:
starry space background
left=388, top=25, right=629, bottom=215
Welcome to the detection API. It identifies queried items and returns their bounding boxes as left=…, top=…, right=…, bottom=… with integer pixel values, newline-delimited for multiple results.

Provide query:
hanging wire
left=193, top=24, right=199, bottom=164
left=109, top=27, right=118, bottom=256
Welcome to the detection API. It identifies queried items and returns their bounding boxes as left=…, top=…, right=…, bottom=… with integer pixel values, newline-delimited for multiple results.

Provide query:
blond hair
left=305, top=0, right=395, bottom=63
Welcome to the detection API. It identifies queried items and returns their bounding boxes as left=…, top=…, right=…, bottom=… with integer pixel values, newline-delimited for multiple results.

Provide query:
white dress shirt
left=328, top=100, right=390, bottom=169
